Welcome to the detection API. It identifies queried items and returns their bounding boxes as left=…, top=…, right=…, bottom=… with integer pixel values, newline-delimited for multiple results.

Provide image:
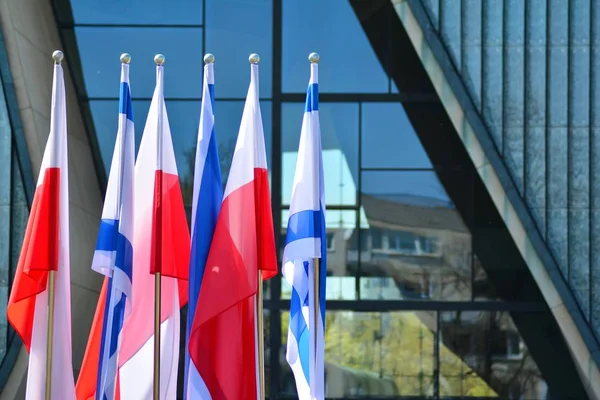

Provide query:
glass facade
left=47, top=0, right=588, bottom=398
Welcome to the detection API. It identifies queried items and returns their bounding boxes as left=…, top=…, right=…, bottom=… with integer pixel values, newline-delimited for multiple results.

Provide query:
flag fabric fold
left=184, top=59, right=223, bottom=399
left=282, top=60, right=327, bottom=400
left=76, top=60, right=135, bottom=400
left=7, top=57, right=75, bottom=399
left=116, top=61, right=190, bottom=400
left=189, top=60, right=277, bottom=399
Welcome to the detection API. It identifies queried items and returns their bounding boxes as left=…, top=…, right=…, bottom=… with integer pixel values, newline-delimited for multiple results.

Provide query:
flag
left=281, top=56, right=327, bottom=400
left=116, top=58, right=190, bottom=400
left=76, top=57, right=135, bottom=400
left=189, top=57, right=277, bottom=399
left=183, top=57, right=223, bottom=399
left=7, top=53, right=75, bottom=399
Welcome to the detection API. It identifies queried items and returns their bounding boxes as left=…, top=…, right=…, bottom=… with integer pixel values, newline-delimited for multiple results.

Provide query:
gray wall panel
left=408, top=0, right=600, bottom=341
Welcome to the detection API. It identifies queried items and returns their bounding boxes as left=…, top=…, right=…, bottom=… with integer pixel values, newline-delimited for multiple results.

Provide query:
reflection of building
left=315, top=193, right=546, bottom=398
left=351, top=194, right=471, bottom=301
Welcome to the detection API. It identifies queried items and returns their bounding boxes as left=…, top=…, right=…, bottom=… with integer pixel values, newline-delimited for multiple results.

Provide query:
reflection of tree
left=180, top=138, right=236, bottom=215
left=440, top=311, right=544, bottom=398
left=281, top=311, right=497, bottom=397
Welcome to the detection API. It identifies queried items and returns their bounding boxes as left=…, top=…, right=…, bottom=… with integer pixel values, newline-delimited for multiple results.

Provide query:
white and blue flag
left=92, top=58, right=135, bottom=400
left=282, top=57, right=327, bottom=400
left=184, top=56, right=223, bottom=400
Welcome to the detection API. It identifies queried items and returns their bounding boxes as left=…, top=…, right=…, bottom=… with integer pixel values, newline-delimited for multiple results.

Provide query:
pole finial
left=309, top=52, right=320, bottom=64
left=204, top=53, right=215, bottom=64
left=249, top=53, right=260, bottom=64
left=120, top=53, right=131, bottom=64
left=52, top=50, right=64, bottom=64
left=154, top=54, right=165, bottom=66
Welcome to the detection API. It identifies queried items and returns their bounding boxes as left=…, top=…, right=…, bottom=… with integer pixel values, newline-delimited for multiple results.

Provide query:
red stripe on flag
left=189, top=167, right=277, bottom=398
left=7, top=167, right=60, bottom=351
left=254, top=168, right=277, bottom=280
left=150, top=169, right=190, bottom=305
left=76, top=278, right=108, bottom=400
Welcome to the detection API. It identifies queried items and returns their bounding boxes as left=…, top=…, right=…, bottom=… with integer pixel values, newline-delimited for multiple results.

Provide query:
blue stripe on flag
left=109, top=293, right=127, bottom=355
left=284, top=209, right=323, bottom=246
left=115, top=233, right=134, bottom=282
left=304, top=83, right=318, bottom=112
left=208, top=83, right=215, bottom=110
left=119, top=82, right=133, bottom=121
left=96, top=219, right=118, bottom=251
left=290, top=285, right=311, bottom=383
left=184, top=80, right=223, bottom=398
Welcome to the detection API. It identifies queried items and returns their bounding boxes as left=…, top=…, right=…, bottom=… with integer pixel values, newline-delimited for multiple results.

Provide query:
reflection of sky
left=282, top=0, right=389, bottom=93
left=72, top=0, right=203, bottom=25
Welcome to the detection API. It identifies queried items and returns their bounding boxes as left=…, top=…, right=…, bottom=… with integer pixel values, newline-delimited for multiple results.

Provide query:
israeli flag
left=282, top=55, right=327, bottom=400
left=92, top=58, right=135, bottom=400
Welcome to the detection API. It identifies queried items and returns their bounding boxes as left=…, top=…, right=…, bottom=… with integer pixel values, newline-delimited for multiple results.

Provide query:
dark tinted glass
left=76, top=27, right=203, bottom=98
left=361, top=103, right=432, bottom=169
left=71, top=0, right=203, bottom=25
left=282, top=0, right=388, bottom=93
left=205, top=0, right=273, bottom=98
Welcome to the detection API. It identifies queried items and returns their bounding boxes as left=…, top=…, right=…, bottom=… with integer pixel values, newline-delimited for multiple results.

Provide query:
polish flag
left=189, top=56, right=277, bottom=399
left=7, top=52, right=75, bottom=399
left=117, top=56, right=190, bottom=400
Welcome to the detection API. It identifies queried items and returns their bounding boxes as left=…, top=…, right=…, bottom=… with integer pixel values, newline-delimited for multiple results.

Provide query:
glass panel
left=473, top=255, right=502, bottom=302
left=359, top=171, right=472, bottom=301
left=439, top=311, right=547, bottom=398
left=281, top=102, right=358, bottom=206
left=282, top=0, right=388, bottom=93
left=71, top=0, right=203, bottom=25
left=281, top=209, right=357, bottom=301
left=205, top=0, right=273, bottom=98
left=76, top=27, right=203, bottom=98
left=361, top=103, right=432, bottom=169
left=91, top=100, right=272, bottom=199
left=280, top=311, right=435, bottom=397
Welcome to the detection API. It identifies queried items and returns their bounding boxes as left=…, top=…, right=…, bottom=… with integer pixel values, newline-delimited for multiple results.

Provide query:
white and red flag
left=116, top=56, right=190, bottom=400
left=7, top=51, right=75, bottom=400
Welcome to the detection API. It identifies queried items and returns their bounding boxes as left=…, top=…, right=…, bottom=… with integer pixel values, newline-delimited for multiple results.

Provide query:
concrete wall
left=392, top=1, right=600, bottom=398
left=0, top=0, right=104, bottom=397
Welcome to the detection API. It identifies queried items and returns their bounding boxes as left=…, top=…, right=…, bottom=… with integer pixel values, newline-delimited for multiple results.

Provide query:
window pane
left=359, top=171, right=472, bottom=301
left=439, top=311, right=547, bottom=398
left=76, top=27, right=203, bottom=98
left=205, top=0, right=272, bottom=98
left=280, top=311, right=435, bottom=397
left=281, top=209, right=357, bottom=301
left=361, top=103, right=432, bottom=169
left=71, top=0, right=202, bottom=25
left=281, top=102, right=358, bottom=206
left=91, top=99, right=272, bottom=204
left=282, top=0, right=388, bottom=93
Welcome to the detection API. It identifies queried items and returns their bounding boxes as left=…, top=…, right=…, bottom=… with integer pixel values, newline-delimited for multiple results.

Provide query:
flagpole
left=44, top=270, right=56, bottom=400
left=44, top=49, right=63, bottom=400
left=153, top=53, right=166, bottom=400
left=313, top=257, right=320, bottom=361
left=248, top=52, right=266, bottom=400
left=257, top=270, right=265, bottom=400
